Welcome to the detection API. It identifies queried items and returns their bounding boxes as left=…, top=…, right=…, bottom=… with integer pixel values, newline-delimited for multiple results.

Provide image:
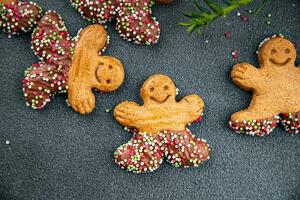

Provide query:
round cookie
left=22, top=11, right=124, bottom=115
left=114, top=74, right=211, bottom=173
left=230, top=35, right=300, bottom=136
left=0, top=0, right=42, bottom=35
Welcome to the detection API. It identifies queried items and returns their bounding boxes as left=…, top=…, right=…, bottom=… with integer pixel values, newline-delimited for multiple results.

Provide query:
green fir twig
left=252, top=0, right=269, bottom=17
left=179, top=0, right=253, bottom=34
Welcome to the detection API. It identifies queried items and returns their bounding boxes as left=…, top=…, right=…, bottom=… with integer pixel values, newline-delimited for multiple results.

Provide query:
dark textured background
left=0, top=0, right=299, bottom=199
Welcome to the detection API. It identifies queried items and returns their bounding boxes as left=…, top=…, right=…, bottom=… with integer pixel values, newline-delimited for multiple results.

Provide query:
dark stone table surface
left=0, top=0, right=299, bottom=199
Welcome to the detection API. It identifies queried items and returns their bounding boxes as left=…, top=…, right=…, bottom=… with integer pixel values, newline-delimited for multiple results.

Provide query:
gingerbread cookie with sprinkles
left=0, top=0, right=42, bottom=36
left=70, top=0, right=172, bottom=45
left=23, top=11, right=124, bottom=114
left=114, top=74, right=211, bottom=173
left=230, top=35, right=300, bottom=136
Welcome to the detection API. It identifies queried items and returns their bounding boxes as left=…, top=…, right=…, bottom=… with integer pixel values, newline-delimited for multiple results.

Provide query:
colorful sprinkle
left=70, top=0, right=160, bottom=45
left=232, top=50, right=238, bottom=61
left=229, top=116, right=280, bottom=136
left=0, top=1, right=42, bottom=35
left=114, top=130, right=211, bottom=173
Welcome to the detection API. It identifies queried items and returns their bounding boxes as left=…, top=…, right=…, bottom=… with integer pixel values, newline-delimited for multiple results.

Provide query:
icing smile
left=270, top=58, right=290, bottom=66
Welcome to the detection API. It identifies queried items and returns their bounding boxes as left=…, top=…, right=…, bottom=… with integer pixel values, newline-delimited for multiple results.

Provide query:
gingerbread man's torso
left=114, top=74, right=204, bottom=135
left=254, top=66, right=300, bottom=113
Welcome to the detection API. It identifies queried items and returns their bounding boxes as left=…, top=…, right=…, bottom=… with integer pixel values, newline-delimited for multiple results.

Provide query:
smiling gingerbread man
left=114, top=74, right=211, bottom=173
left=230, top=35, right=300, bottom=136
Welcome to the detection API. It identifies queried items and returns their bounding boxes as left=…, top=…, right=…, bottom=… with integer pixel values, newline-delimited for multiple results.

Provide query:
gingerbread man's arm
left=231, top=63, right=264, bottom=91
left=114, top=101, right=153, bottom=129
left=0, top=0, right=42, bottom=35
left=178, top=94, right=205, bottom=124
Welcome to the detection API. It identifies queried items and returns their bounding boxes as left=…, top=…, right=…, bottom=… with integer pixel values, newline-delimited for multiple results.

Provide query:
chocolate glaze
left=0, top=0, right=42, bottom=35
left=229, top=116, right=280, bottom=137
left=70, top=0, right=160, bottom=45
left=114, top=130, right=210, bottom=173
left=22, top=11, right=75, bottom=109
left=230, top=111, right=300, bottom=136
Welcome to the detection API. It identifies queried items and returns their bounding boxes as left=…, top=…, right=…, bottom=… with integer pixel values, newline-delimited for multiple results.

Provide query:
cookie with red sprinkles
left=113, top=74, right=211, bottom=173
left=0, top=0, right=42, bottom=36
left=22, top=11, right=124, bottom=114
left=70, top=0, right=172, bottom=45
left=230, top=35, right=300, bottom=136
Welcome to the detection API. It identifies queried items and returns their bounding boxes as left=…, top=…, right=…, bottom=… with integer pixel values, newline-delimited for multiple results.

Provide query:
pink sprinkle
left=232, top=50, right=238, bottom=61
left=194, top=115, right=203, bottom=123
left=224, top=32, right=231, bottom=39
left=241, top=16, right=249, bottom=22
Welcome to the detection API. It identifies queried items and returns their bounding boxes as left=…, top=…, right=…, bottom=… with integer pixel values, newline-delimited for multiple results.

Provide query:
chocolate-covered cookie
left=0, top=0, right=42, bottom=35
left=230, top=35, right=300, bottom=136
left=114, top=74, right=211, bottom=173
left=70, top=0, right=173, bottom=45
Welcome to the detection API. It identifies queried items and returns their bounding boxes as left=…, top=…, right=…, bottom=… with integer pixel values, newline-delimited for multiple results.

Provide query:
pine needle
left=179, top=0, right=253, bottom=34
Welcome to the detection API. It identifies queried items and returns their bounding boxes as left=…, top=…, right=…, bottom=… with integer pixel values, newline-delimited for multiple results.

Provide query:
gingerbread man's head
left=94, top=56, right=124, bottom=92
left=140, top=74, right=177, bottom=106
left=259, top=36, right=296, bottom=68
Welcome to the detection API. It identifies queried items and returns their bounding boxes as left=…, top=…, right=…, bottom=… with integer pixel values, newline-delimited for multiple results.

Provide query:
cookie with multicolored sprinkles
left=230, top=35, right=300, bottom=136
left=113, top=74, right=211, bottom=173
left=70, top=0, right=172, bottom=45
left=22, top=11, right=124, bottom=114
left=0, top=0, right=42, bottom=36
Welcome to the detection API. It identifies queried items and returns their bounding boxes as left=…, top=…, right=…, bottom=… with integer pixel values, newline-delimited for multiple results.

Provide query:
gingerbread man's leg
left=23, top=12, right=74, bottom=110
left=115, top=1, right=160, bottom=45
left=114, top=132, right=164, bottom=173
left=230, top=97, right=280, bottom=136
left=23, top=62, right=69, bottom=109
left=280, top=112, right=300, bottom=134
left=159, top=130, right=210, bottom=168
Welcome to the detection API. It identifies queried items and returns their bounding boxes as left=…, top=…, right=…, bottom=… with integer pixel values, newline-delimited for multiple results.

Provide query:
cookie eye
left=164, top=85, right=169, bottom=90
left=106, top=79, right=111, bottom=84
left=271, top=49, right=277, bottom=54
left=108, top=65, right=113, bottom=70
left=150, top=87, right=155, bottom=92
left=285, top=48, right=290, bottom=54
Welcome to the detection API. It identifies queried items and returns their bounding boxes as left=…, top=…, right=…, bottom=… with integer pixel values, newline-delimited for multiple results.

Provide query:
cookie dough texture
left=68, top=25, right=124, bottom=115
left=22, top=11, right=124, bottom=115
left=114, top=74, right=211, bottom=173
left=230, top=36, right=300, bottom=136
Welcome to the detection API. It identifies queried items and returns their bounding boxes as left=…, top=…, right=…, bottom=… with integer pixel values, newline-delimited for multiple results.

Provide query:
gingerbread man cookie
left=0, top=0, right=42, bottom=35
left=22, top=11, right=124, bottom=114
left=114, top=74, right=211, bottom=173
left=70, top=0, right=172, bottom=45
left=230, top=35, right=300, bottom=136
